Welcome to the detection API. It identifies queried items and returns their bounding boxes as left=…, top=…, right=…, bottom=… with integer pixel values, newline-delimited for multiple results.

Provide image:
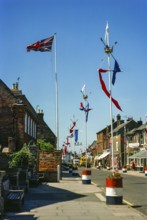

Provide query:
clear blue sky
left=0, top=0, right=147, bottom=153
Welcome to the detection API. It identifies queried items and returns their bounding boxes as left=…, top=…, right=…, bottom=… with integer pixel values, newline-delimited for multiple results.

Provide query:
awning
left=95, top=151, right=110, bottom=160
left=128, top=150, right=147, bottom=159
left=128, top=143, right=139, bottom=148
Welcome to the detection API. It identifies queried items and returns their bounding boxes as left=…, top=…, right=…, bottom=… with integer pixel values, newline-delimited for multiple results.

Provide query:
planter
left=106, top=175, right=123, bottom=205
left=82, top=170, right=91, bottom=184
left=122, top=166, right=127, bottom=173
left=144, top=167, right=147, bottom=176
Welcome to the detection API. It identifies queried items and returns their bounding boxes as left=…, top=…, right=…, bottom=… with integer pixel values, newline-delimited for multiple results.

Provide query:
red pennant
left=98, top=69, right=122, bottom=111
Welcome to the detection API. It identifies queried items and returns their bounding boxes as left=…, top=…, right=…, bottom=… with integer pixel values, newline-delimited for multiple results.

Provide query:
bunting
left=98, top=68, right=122, bottom=111
left=80, top=101, right=92, bottom=122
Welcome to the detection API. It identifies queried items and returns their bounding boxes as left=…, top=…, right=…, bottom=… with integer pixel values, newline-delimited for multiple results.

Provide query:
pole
left=105, top=23, right=114, bottom=171
left=54, top=33, right=59, bottom=150
left=124, top=123, right=126, bottom=165
left=85, top=121, right=87, bottom=168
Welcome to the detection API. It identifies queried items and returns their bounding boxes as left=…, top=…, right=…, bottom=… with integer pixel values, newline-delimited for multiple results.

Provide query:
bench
left=4, top=190, right=24, bottom=211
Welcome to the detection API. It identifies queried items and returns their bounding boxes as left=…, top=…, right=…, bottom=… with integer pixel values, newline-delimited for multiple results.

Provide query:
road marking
left=123, top=199, right=134, bottom=206
left=95, top=193, right=106, bottom=202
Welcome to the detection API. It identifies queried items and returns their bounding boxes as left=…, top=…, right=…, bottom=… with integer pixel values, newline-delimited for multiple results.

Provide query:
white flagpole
left=54, top=33, right=59, bottom=150
left=105, top=23, right=114, bottom=171
left=85, top=120, right=88, bottom=168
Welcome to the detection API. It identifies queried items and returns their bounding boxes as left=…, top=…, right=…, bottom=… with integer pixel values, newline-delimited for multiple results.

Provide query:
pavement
left=2, top=169, right=147, bottom=220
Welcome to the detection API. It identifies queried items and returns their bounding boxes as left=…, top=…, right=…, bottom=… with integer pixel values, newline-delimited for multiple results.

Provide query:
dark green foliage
left=9, top=144, right=35, bottom=168
left=37, top=139, right=54, bottom=151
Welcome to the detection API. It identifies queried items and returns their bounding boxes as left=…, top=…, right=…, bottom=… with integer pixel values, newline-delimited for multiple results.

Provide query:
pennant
left=74, top=129, right=78, bottom=142
left=65, top=137, right=70, bottom=146
left=27, top=36, right=54, bottom=52
left=112, top=60, right=121, bottom=85
left=69, top=121, right=76, bottom=134
left=98, top=68, right=122, bottom=111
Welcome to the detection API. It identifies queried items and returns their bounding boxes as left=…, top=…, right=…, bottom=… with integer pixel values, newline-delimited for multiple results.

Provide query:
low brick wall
left=38, top=150, right=61, bottom=182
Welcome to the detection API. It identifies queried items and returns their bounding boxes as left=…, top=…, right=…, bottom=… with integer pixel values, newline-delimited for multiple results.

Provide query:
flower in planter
left=72, top=166, right=78, bottom=170
left=107, top=171, right=122, bottom=179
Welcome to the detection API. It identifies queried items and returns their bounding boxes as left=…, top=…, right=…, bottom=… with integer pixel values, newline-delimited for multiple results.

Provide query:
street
left=78, top=168, right=147, bottom=217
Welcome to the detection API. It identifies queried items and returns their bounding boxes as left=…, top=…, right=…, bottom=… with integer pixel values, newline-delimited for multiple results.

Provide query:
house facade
left=95, top=114, right=143, bottom=168
left=0, top=80, right=56, bottom=152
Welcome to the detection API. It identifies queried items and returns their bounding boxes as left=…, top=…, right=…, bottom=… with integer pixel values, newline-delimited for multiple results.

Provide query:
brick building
left=0, top=79, right=56, bottom=152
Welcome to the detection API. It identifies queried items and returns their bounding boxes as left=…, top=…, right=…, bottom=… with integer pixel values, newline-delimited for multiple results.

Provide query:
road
left=78, top=167, right=147, bottom=217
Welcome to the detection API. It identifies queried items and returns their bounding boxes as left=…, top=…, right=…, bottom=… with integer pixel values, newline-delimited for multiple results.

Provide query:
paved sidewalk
left=3, top=171, right=147, bottom=220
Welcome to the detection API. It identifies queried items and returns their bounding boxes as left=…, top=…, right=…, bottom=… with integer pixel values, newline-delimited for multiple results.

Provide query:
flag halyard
left=27, top=36, right=54, bottom=52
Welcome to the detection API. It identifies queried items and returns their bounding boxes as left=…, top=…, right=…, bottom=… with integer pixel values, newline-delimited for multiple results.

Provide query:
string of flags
left=62, top=119, right=79, bottom=156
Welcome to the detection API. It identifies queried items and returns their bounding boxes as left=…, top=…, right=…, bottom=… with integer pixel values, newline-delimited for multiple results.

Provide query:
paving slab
left=2, top=171, right=147, bottom=220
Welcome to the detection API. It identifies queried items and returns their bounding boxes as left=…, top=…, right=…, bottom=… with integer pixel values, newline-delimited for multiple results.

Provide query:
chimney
left=11, top=82, right=22, bottom=95
left=37, top=109, right=44, bottom=121
left=116, top=114, right=121, bottom=121
left=116, top=114, right=121, bottom=126
left=137, top=119, right=142, bottom=127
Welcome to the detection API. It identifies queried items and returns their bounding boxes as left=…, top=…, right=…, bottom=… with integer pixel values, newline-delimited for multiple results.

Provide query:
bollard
left=57, top=165, right=60, bottom=182
left=82, top=170, right=91, bottom=184
left=106, top=177, right=123, bottom=205
left=122, top=166, right=127, bottom=173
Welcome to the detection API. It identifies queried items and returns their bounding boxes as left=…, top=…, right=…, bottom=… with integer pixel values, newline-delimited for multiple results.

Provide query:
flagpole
left=54, top=33, right=59, bottom=150
left=106, top=23, right=114, bottom=172
left=85, top=121, right=87, bottom=168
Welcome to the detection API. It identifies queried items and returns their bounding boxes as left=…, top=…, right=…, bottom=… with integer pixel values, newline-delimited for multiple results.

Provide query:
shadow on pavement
left=2, top=170, right=85, bottom=219
left=2, top=214, right=37, bottom=220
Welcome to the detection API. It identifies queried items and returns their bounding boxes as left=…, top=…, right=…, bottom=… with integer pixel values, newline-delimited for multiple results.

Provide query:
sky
left=0, top=0, right=147, bottom=153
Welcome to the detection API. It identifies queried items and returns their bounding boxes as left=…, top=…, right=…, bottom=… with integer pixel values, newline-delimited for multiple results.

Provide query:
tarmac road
left=79, top=167, right=147, bottom=217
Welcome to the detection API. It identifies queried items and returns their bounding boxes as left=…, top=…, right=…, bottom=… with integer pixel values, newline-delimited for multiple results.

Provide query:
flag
left=81, top=84, right=88, bottom=100
left=112, top=60, right=121, bottom=85
left=27, top=36, right=54, bottom=52
left=74, top=129, right=78, bottom=142
left=105, top=22, right=109, bottom=45
left=80, top=101, right=92, bottom=122
left=98, top=68, right=122, bottom=111
left=81, top=84, right=86, bottom=95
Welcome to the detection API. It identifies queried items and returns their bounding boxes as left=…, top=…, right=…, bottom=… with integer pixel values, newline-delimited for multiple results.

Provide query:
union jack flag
left=27, top=36, right=54, bottom=52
